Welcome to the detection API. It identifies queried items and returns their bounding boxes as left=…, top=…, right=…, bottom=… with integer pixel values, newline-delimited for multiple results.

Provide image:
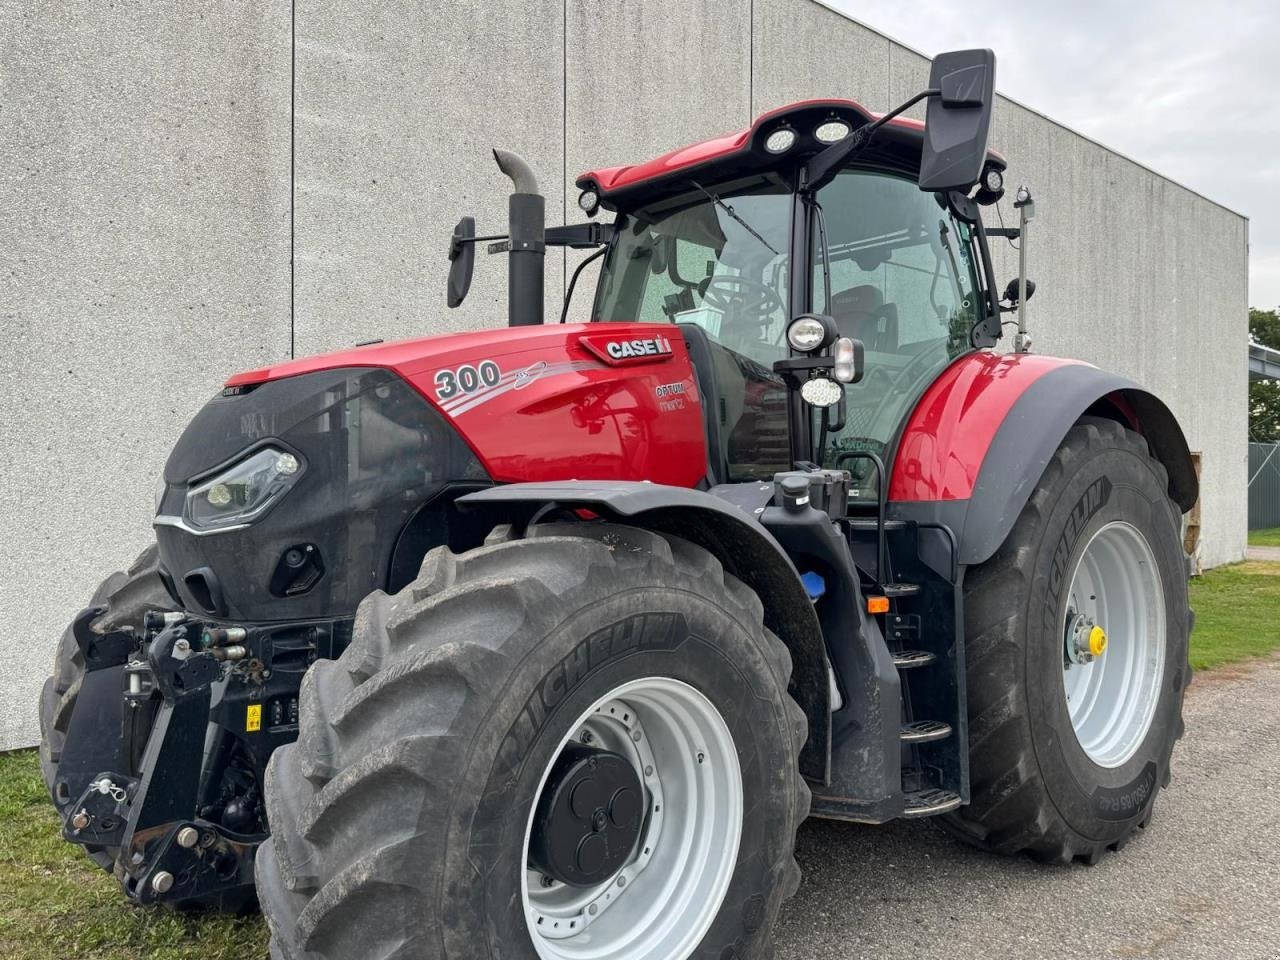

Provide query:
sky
left=828, top=0, right=1280, bottom=310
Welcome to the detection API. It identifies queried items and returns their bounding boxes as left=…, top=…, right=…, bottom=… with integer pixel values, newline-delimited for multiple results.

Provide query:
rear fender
left=459, top=481, right=831, bottom=781
left=889, top=354, right=1197, bottom=567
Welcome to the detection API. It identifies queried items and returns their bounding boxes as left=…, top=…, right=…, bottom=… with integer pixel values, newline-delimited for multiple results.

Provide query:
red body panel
left=578, top=98, right=1005, bottom=195
left=227, top=324, right=707, bottom=488
left=889, top=352, right=1086, bottom=502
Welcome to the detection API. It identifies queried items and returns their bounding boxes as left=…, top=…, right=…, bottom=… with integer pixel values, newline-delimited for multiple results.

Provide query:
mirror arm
left=805, top=88, right=940, bottom=192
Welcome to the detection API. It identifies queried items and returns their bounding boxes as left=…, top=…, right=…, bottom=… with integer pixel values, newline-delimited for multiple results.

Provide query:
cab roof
left=576, top=98, right=1005, bottom=211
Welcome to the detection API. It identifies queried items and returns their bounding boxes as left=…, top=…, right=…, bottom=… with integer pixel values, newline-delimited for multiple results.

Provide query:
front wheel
left=943, top=417, right=1191, bottom=862
left=257, top=522, right=808, bottom=960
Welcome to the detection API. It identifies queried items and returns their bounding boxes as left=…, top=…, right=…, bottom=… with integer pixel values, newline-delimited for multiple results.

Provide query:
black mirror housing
left=447, top=216, right=476, bottom=308
left=919, top=49, right=996, bottom=193
left=1001, top=277, right=1036, bottom=305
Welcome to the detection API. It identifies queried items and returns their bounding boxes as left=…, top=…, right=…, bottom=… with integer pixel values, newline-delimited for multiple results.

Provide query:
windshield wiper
left=690, top=180, right=779, bottom=255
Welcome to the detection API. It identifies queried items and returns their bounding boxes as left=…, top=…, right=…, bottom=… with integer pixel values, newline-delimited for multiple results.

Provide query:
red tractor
left=41, top=50, right=1195, bottom=959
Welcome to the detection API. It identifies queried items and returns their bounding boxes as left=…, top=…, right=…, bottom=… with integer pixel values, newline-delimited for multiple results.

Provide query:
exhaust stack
left=493, top=149, right=545, bottom=327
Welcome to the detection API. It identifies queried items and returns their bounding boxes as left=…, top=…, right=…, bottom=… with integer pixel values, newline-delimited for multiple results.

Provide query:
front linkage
left=54, top=604, right=340, bottom=908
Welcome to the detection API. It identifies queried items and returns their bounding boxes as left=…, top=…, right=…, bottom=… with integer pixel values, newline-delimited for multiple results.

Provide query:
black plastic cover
left=157, top=368, right=488, bottom=622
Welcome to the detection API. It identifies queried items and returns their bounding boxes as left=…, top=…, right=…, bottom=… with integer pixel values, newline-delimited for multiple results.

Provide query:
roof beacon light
left=764, top=127, right=797, bottom=154
left=814, top=119, right=851, bottom=144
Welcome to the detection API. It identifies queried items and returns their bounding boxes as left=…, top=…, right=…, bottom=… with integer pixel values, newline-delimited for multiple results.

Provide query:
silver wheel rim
left=521, top=677, right=743, bottom=960
left=1061, top=520, right=1166, bottom=768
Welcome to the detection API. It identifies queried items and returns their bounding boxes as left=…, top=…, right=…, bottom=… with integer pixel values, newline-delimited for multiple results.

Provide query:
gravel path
left=776, top=655, right=1280, bottom=960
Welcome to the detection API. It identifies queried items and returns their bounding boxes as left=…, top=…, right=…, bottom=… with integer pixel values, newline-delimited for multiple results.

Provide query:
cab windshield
left=593, top=175, right=792, bottom=368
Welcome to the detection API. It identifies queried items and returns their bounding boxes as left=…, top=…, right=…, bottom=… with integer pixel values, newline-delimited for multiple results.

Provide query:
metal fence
left=1249, top=442, right=1280, bottom=530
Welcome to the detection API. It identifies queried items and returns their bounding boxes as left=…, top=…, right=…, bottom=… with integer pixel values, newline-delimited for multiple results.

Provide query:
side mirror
left=919, top=49, right=996, bottom=193
left=447, top=216, right=476, bottom=308
left=1001, top=277, right=1036, bottom=305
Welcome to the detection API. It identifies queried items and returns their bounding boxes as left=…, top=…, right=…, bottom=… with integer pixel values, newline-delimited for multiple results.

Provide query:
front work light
left=800, top=376, right=842, bottom=408
left=787, top=316, right=828, bottom=352
left=185, top=446, right=305, bottom=531
left=814, top=120, right=851, bottom=144
left=764, top=127, right=797, bottom=154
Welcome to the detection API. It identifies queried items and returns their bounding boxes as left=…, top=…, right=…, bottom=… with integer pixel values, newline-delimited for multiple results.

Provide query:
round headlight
left=578, top=188, right=600, bottom=215
left=207, top=483, right=232, bottom=507
left=983, top=167, right=1004, bottom=193
left=276, top=452, right=300, bottom=476
left=787, top=316, right=827, bottom=352
left=814, top=120, right=851, bottom=144
left=800, top=376, right=843, bottom=408
left=764, top=127, right=797, bottom=154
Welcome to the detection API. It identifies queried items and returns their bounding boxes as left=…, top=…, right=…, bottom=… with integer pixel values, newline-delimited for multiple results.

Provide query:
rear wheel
left=256, top=522, right=808, bottom=960
left=943, top=418, right=1191, bottom=862
left=38, top=542, right=174, bottom=871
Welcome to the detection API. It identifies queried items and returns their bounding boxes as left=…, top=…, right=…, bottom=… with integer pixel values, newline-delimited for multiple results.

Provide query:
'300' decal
left=435, top=360, right=501, bottom=400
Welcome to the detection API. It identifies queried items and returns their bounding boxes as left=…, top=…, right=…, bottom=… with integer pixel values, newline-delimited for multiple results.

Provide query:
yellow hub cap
left=1088, top=625, right=1108, bottom=658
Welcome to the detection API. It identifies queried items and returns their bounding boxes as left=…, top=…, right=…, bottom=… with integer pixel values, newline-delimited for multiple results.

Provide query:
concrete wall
left=0, top=0, right=1247, bottom=749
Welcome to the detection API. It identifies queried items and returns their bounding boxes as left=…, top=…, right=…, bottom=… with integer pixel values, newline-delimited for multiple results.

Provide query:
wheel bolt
left=176, top=827, right=199, bottom=849
left=152, top=871, right=174, bottom=895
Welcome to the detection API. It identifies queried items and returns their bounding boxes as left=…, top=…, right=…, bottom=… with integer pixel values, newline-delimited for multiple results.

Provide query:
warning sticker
left=246, top=704, right=262, bottom=733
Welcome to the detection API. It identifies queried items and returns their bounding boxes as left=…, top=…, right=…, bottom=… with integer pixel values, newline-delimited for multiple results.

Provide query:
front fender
left=458, top=481, right=831, bottom=781
left=889, top=353, right=1197, bottom=566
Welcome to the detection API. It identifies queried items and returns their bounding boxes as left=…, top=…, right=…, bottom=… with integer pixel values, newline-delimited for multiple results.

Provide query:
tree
left=1250, top=307, right=1280, bottom=443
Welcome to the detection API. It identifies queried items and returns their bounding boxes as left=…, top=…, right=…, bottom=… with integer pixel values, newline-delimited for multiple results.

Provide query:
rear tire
left=943, top=417, right=1191, bottom=862
left=38, top=542, right=174, bottom=871
left=256, top=522, right=809, bottom=960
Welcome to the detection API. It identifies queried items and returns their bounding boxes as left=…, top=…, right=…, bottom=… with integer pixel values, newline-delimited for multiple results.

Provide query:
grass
left=1188, top=560, right=1280, bottom=670
left=1, top=563, right=1276, bottom=957
left=0, top=751, right=265, bottom=960
left=1247, top=526, right=1280, bottom=547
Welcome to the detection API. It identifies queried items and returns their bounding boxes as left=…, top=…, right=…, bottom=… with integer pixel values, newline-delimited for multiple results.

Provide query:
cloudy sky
left=829, top=0, right=1279, bottom=309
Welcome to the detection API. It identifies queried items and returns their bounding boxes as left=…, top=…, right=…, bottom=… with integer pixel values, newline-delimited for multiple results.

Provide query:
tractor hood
left=221, top=322, right=708, bottom=488
left=154, top=322, right=707, bottom=622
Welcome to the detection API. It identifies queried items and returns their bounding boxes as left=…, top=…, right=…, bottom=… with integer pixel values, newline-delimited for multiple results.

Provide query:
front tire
left=257, top=522, right=808, bottom=960
left=943, top=417, right=1191, bottom=862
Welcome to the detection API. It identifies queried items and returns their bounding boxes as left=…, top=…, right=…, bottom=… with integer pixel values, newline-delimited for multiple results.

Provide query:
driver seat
left=831, top=285, right=899, bottom=352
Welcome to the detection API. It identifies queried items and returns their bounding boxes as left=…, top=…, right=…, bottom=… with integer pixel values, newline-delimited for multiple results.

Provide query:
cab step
left=881, top=582, right=920, bottom=598
left=900, top=719, right=952, bottom=743
left=901, top=788, right=962, bottom=818
left=892, top=649, right=936, bottom=670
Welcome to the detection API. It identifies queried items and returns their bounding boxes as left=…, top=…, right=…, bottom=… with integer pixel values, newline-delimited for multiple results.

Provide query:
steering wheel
left=700, top=275, right=785, bottom=324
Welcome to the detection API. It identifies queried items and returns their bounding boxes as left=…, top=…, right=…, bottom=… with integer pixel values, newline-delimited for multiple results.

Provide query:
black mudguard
left=459, top=481, right=835, bottom=782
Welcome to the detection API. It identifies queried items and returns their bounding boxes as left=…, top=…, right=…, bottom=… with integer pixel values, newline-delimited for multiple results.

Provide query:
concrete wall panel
left=752, top=0, right=889, bottom=113
left=0, top=1, right=292, bottom=750
left=292, top=0, right=565, bottom=353
left=560, top=0, right=752, bottom=323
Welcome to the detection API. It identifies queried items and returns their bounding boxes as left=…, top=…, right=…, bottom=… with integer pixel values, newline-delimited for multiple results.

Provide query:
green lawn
left=1247, top=527, right=1280, bottom=547
left=2, top=561, right=1276, bottom=957
left=0, top=751, right=265, bottom=960
left=1187, top=560, right=1280, bottom=669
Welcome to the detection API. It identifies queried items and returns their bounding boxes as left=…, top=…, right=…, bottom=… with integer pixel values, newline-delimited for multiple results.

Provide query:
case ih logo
left=579, top=333, right=675, bottom=366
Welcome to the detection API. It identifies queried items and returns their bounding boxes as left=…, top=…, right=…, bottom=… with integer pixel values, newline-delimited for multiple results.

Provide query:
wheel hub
left=528, top=743, right=643, bottom=887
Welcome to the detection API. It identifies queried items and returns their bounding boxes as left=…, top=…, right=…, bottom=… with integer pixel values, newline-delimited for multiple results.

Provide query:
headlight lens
left=787, top=316, right=828, bottom=352
left=184, top=447, right=305, bottom=530
left=764, top=127, right=797, bottom=154
left=814, top=120, right=851, bottom=144
left=800, top=376, right=843, bottom=408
